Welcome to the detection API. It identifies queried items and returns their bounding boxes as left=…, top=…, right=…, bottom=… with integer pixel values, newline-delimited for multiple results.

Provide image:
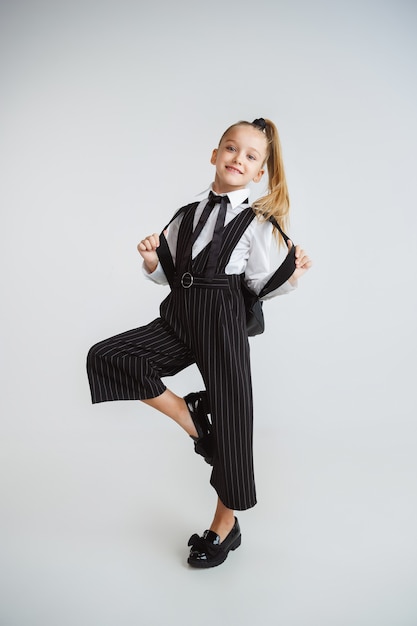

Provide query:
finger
left=138, top=239, right=152, bottom=251
left=299, top=256, right=312, bottom=269
left=295, top=246, right=305, bottom=264
left=299, top=253, right=312, bottom=268
left=144, top=234, right=159, bottom=249
left=138, top=234, right=160, bottom=251
left=137, top=240, right=153, bottom=252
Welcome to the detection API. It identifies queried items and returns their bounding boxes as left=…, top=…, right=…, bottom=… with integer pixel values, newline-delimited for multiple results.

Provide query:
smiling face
left=210, top=124, right=268, bottom=194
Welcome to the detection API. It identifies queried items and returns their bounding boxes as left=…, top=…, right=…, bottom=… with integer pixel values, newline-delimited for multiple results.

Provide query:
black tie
left=191, top=191, right=223, bottom=247
left=204, top=193, right=228, bottom=277
left=179, top=191, right=229, bottom=278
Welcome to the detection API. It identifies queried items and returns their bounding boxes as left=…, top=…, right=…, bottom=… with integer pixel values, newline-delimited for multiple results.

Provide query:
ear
left=252, top=168, right=265, bottom=183
left=210, top=149, right=218, bottom=165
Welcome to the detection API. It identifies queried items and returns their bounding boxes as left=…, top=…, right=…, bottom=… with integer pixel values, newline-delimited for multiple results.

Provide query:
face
left=210, top=125, right=267, bottom=194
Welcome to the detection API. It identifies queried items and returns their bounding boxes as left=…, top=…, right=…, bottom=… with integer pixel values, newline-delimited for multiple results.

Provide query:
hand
left=288, top=240, right=312, bottom=284
left=137, top=233, right=160, bottom=273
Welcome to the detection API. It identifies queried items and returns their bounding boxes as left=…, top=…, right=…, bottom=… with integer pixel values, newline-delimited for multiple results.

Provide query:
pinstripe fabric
left=87, top=318, right=195, bottom=402
left=86, top=205, right=258, bottom=510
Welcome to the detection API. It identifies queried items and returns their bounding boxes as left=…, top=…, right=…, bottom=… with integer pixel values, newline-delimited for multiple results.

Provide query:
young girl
left=87, top=117, right=312, bottom=569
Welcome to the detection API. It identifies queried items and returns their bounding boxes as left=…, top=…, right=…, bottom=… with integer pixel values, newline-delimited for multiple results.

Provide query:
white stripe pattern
left=86, top=206, right=258, bottom=510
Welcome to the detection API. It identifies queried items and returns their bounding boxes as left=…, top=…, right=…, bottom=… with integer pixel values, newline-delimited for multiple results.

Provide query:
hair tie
left=252, top=118, right=266, bottom=131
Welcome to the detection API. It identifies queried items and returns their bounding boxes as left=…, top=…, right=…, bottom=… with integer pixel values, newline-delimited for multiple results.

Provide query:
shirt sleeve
left=244, top=219, right=297, bottom=299
left=142, top=261, right=169, bottom=285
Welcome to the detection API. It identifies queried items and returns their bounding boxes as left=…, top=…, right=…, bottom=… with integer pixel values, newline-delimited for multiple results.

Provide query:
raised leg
left=141, top=389, right=198, bottom=438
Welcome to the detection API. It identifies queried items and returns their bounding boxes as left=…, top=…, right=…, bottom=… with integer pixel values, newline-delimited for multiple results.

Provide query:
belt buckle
left=181, top=272, right=194, bottom=288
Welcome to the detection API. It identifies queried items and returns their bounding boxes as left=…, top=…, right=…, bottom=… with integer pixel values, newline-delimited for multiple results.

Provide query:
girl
left=87, top=118, right=312, bottom=569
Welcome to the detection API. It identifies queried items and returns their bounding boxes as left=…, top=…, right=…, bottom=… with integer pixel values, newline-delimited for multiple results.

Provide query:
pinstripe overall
left=87, top=203, right=257, bottom=510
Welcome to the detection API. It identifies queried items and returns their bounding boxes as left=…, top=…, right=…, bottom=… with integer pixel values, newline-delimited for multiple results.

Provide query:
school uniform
left=86, top=186, right=295, bottom=511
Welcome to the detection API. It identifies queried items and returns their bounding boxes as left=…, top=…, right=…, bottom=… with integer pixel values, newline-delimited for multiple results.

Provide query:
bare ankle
left=209, top=517, right=235, bottom=542
left=178, top=399, right=198, bottom=438
left=209, top=499, right=235, bottom=541
left=142, top=390, right=198, bottom=437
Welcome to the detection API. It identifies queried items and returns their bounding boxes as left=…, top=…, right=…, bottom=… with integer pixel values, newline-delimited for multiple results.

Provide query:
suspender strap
left=156, top=203, right=197, bottom=287
left=156, top=204, right=297, bottom=295
left=257, top=216, right=296, bottom=298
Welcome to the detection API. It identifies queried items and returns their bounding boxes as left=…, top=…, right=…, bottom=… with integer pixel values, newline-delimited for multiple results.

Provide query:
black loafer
left=184, top=391, right=214, bottom=465
left=187, top=517, right=241, bottom=568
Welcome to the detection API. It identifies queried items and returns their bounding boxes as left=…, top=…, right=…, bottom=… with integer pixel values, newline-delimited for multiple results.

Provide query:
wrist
left=144, top=260, right=158, bottom=274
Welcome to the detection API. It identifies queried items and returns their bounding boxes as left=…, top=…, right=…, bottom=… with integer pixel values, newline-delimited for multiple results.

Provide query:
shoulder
left=244, top=211, right=274, bottom=249
left=250, top=210, right=274, bottom=234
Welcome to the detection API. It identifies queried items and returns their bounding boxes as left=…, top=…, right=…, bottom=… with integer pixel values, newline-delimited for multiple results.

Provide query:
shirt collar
left=193, top=185, right=250, bottom=210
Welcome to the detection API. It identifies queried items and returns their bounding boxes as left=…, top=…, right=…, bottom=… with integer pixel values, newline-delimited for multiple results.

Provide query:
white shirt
left=143, top=185, right=296, bottom=300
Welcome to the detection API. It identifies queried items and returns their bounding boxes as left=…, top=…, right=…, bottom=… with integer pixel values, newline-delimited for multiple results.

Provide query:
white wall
left=1, top=1, right=416, bottom=624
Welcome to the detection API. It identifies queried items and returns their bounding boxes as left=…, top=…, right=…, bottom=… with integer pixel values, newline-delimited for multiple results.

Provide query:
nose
left=233, top=151, right=243, bottom=164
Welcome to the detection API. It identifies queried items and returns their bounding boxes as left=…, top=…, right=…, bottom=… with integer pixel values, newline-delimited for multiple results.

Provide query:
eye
left=226, top=145, right=236, bottom=152
left=247, top=154, right=256, bottom=161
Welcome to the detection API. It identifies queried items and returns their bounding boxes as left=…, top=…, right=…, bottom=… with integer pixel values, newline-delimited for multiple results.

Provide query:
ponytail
left=218, top=118, right=290, bottom=245
left=251, top=118, right=290, bottom=246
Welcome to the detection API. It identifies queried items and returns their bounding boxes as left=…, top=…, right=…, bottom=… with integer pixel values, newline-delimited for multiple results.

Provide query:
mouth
left=225, top=166, right=243, bottom=175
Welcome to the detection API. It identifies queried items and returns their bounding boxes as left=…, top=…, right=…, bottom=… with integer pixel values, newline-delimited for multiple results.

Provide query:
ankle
left=210, top=517, right=235, bottom=542
left=178, top=399, right=198, bottom=438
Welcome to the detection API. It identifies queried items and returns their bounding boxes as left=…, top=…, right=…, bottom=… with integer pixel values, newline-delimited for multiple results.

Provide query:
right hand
left=287, top=240, right=312, bottom=285
left=137, top=233, right=160, bottom=273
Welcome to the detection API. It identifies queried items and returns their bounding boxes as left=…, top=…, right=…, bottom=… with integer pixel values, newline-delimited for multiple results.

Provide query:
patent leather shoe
left=184, top=391, right=214, bottom=465
left=187, top=517, right=241, bottom=568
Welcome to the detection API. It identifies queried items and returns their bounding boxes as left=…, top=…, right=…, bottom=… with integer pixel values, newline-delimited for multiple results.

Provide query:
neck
left=212, top=182, right=245, bottom=195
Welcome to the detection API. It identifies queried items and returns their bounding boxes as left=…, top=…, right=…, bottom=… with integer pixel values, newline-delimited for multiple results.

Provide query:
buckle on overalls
left=181, top=272, right=194, bottom=288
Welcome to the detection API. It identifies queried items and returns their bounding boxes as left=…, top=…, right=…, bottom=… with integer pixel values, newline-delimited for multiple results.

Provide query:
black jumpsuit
left=87, top=203, right=259, bottom=510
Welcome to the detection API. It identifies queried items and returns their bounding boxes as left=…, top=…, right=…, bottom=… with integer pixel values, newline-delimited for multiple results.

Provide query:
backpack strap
left=257, top=216, right=297, bottom=298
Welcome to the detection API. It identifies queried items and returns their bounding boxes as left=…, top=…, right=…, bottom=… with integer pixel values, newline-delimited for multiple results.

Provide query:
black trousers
left=87, top=273, right=256, bottom=511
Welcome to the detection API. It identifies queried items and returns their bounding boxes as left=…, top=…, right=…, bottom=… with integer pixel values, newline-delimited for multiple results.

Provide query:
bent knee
left=87, top=340, right=109, bottom=364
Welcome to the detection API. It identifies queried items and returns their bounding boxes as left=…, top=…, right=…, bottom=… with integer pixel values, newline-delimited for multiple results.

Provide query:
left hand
left=288, top=241, right=312, bottom=284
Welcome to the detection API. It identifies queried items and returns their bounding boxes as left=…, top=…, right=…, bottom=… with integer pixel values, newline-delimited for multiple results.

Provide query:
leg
left=87, top=317, right=195, bottom=404
left=200, top=326, right=256, bottom=511
left=142, top=389, right=198, bottom=438
left=181, top=285, right=256, bottom=511
left=209, top=496, right=235, bottom=540
left=144, top=389, right=214, bottom=464
left=187, top=496, right=241, bottom=568
left=87, top=319, right=212, bottom=460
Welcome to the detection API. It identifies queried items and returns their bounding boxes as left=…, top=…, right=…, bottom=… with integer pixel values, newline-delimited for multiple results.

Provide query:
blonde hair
left=219, top=118, right=290, bottom=244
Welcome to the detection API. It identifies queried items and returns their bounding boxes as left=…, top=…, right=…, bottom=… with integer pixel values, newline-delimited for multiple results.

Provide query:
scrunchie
left=252, top=117, right=266, bottom=131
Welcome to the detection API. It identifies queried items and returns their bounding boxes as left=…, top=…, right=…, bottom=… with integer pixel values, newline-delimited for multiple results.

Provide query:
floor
left=1, top=408, right=415, bottom=626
